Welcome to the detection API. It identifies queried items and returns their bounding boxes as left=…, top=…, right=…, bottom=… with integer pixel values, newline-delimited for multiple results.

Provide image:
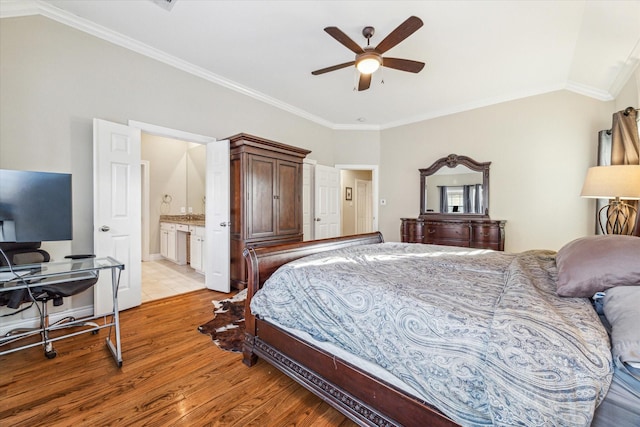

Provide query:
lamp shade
left=580, top=165, right=640, bottom=200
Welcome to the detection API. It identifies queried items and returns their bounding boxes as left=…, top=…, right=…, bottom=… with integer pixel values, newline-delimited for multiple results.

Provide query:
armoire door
left=247, top=154, right=277, bottom=238
left=276, top=159, right=301, bottom=235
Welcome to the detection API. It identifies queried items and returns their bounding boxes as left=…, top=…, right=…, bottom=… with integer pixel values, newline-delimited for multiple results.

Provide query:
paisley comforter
left=250, top=243, right=612, bottom=427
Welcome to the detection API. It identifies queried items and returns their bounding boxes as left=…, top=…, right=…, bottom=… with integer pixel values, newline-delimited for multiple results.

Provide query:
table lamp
left=580, top=165, right=640, bottom=235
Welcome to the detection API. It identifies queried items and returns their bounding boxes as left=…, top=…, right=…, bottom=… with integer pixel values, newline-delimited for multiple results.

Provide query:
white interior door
left=93, top=118, right=142, bottom=315
left=205, top=139, right=230, bottom=292
left=356, top=179, right=373, bottom=233
left=314, top=164, right=341, bottom=239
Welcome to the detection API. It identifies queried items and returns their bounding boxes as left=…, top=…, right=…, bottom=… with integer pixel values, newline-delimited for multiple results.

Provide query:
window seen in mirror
left=439, top=184, right=483, bottom=214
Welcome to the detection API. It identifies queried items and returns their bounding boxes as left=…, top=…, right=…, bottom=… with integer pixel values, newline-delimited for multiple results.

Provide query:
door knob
left=220, top=222, right=231, bottom=227
left=99, top=225, right=110, bottom=232
left=314, top=218, right=321, bottom=222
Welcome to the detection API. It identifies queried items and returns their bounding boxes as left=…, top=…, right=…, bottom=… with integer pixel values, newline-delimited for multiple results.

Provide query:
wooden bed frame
left=242, top=232, right=459, bottom=427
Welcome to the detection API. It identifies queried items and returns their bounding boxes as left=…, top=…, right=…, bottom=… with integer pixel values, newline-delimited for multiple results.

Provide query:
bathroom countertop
left=160, top=215, right=205, bottom=227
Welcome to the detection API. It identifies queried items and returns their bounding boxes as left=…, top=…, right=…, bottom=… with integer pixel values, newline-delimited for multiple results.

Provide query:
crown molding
left=0, top=0, right=338, bottom=130
left=607, top=38, right=640, bottom=100
left=2, top=0, right=635, bottom=133
left=380, top=83, right=569, bottom=130
left=565, top=81, right=614, bottom=101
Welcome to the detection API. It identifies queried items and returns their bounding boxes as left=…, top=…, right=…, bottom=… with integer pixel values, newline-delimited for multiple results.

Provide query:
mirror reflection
left=420, top=154, right=490, bottom=216
left=141, top=135, right=206, bottom=216
left=187, top=144, right=206, bottom=214
left=425, top=166, right=483, bottom=214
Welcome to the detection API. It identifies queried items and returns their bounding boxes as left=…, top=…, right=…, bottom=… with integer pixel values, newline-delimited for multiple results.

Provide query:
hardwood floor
left=0, top=289, right=357, bottom=426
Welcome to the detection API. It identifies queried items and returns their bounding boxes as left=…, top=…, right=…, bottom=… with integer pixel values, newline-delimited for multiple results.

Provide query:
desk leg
left=105, top=267, right=123, bottom=367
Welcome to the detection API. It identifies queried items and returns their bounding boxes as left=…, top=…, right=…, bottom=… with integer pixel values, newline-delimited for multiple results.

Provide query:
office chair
left=0, top=242, right=99, bottom=359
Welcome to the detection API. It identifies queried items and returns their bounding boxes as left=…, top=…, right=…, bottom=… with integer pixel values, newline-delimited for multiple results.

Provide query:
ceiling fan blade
left=382, top=58, right=425, bottom=73
left=375, top=16, right=423, bottom=54
left=324, top=27, right=365, bottom=54
left=358, top=73, right=372, bottom=91
left=311, top=61, right=355, bottom=75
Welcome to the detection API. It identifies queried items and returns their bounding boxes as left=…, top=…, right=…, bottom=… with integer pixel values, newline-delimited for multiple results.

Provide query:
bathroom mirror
left=420, top=154, right=490, bottom=216
left=142, top=134, right=206, bottom=215
left=186, top=143, right=206, bottom=214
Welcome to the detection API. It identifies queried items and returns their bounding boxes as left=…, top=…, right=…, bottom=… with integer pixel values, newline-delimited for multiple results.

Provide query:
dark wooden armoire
left=227, top=133, right=311, bottom=289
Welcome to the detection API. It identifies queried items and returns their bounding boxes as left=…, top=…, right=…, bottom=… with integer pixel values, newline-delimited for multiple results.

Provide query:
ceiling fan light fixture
left=356, top=54, right=381, bottom=74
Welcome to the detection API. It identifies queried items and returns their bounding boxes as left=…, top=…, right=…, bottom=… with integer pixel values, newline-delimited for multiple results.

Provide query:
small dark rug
left=197, top=289, right=246, bottom=353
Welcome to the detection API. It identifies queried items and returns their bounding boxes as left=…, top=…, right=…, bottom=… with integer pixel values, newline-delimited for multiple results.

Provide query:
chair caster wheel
left=45, top=349, right=57, bottom=359
left=92, top=329, right=99, bottom=335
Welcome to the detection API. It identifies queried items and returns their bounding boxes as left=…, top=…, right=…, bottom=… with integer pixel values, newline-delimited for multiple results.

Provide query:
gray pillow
left=556, top=235, right=640, bottom=297
left=603, top=286, right=640, bottom=366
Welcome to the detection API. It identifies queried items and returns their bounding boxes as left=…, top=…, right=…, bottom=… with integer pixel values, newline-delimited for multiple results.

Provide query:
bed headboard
left=242, top=232, right=384, bottom=337
left=243, top=232, right=384, bottom=289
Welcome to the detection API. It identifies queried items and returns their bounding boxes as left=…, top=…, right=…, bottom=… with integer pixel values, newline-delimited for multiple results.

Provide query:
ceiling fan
left=311, top=16, right=425, bottom=91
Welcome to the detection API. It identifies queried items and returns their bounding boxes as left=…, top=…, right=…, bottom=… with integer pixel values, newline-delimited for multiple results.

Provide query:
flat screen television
left=0, top=169, right=73, bottom=242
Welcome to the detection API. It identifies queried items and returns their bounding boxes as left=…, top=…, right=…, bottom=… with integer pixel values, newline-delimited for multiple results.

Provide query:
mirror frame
left=419, top=154, right=491, bottom=217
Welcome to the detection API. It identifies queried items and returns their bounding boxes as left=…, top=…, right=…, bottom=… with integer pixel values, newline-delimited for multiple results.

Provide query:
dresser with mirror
left=401, top=154, right=506, bottom=251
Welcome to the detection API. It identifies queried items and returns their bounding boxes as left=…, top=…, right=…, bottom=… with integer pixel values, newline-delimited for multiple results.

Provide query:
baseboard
left=0, top=304, right=94, bottom=336
left=149, top=253, right=163, bottom=261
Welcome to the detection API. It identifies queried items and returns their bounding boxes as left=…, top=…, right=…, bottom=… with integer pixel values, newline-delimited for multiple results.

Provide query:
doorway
left=336, top=164, right=379, bottom=236
left=140, top=133, right=207, bottom=301
left=130, top=121, right=218, bottom=302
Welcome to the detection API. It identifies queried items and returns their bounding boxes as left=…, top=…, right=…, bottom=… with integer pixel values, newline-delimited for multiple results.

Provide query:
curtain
left=475, top=184, right=482, bottom=214
left=610, top=108, right=640, bottom=235
left=439, top=186, right=449, bottom=213
left=596, top=130, right=612, bottom=234
left=462, top=185, right=471, bottom=213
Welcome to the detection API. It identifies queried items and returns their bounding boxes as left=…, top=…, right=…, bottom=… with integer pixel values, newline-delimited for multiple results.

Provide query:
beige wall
left=379, top=91, right=614, bottom=251
left=1, top=15, right=638, bottom=321
left=331, top=129, right=381, bottom=165
left=0, top=16, right=335, bottom=320
left=340, top=170, right=373, bottom=235
left=0, top=16, right=335, bottom=258
left=4, top=16, right=635, bottom=257
left=142, top=134, right=207, bottom=255
left=142, top=134, right=190, bottom=217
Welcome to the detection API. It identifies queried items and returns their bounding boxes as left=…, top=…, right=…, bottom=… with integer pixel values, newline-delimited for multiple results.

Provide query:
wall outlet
left=380, top=199, right=387, bottom=206
left=188, top=207, right=193, bottom=213
left=180, top=207, right=186, bottom=213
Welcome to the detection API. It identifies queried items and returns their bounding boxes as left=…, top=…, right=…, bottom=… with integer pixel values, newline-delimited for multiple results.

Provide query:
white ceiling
left=2, top=0, right=640, bottom=130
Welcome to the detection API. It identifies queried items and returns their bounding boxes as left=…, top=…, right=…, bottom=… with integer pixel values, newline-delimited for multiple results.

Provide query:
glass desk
left=0, top=257, right=125, bottom=367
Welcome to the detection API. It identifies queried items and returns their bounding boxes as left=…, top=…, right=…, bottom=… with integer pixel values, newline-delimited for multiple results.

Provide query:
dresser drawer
left=400, top=220, right=424, bottom=243
left=424, top=223, right=470, bottom=241
left=472, top=225, right=500, bottom=241
left=401, top=217, right=505, bottom=251
left=160, top=222, right=176, bottom=231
